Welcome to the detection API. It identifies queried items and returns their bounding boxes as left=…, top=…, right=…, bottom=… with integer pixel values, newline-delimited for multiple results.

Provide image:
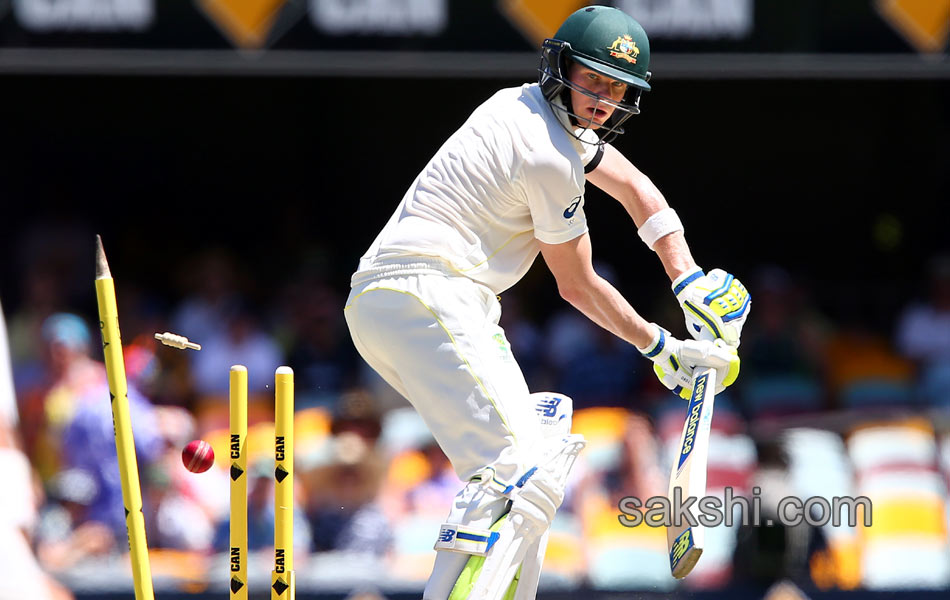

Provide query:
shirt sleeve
left=579, top=131, right=607, bottom=172
left=584, top=144, right=605, bottom=173
left=523, top=151, right=589, bottom=245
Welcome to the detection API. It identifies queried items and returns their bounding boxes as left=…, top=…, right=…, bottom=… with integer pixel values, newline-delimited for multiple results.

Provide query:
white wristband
left=637, top=208, right=683, bottom=250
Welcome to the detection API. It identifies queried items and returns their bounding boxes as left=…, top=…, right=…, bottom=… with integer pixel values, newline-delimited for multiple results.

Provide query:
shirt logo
left=563, top=195, right=583, bottom=219
left=608, top=35, right=639, bottom=64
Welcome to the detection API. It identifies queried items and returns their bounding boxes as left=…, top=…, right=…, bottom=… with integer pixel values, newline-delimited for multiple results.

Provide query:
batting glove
left=638, top=324, right=740, bottom=400
left=673, top=268, right=751, bottom=347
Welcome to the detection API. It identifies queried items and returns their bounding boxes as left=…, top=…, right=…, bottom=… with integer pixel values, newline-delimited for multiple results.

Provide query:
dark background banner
left=0, top=0, right=943, bottom=53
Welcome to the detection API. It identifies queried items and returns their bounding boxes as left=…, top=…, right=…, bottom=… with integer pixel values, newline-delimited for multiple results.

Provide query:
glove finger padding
left=639, top=325, right=740, bottom=400
left=678, top=338, right=740, bottom=388
left=672, top=268, right=751, bottom=347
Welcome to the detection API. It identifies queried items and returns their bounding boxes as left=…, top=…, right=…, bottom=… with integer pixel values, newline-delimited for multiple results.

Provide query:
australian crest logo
left=492, top=333, right=511, bottom=359
left=607, top=35, right=639, bottom=64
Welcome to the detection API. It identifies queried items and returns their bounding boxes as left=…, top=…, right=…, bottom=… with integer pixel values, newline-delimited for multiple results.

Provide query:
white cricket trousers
left=344, top=269, right=543, bottom=485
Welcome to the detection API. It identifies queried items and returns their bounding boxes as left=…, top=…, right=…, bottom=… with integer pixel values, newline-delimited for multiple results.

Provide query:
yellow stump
left=93, top=236, right=154, bottom=600
left=229, top=366, right=248, bottom=600
left=272, top=366, right=295, bottom=600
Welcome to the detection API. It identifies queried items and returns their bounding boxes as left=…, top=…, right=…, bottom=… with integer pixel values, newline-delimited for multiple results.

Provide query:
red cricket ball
left=181, top=439, right=215, bottom=473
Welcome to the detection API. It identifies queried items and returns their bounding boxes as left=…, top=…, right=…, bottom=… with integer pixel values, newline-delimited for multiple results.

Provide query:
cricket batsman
left=344, top=6, right=751, bottom=598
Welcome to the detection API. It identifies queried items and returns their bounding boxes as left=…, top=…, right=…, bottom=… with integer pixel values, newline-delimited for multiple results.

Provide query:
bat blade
left=667, top=367, right=717, bottom=579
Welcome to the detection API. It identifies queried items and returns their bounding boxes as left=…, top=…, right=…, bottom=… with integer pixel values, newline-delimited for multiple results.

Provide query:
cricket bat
left=666, top=367, right=717, bottom=579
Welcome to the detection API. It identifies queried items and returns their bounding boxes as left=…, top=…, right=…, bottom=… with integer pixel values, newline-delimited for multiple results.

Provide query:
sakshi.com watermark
left=618, top=488, right=873, bottom=528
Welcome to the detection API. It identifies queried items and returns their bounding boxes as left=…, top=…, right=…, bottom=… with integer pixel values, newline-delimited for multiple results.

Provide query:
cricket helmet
left=539, top=6, right=651, bottom=144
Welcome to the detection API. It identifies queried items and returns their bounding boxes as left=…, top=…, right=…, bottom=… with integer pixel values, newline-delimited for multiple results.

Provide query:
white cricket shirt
left=354, top=83, right=606, bottom=294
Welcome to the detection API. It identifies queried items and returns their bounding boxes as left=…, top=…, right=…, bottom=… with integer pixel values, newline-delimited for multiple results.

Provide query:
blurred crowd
left=2, top=225, right=950, bottom=597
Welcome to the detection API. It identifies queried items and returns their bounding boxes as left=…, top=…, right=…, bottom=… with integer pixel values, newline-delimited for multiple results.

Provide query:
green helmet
left=555, top=6, right=651, bottom=91
left=539, top=6, right=652, bottom=143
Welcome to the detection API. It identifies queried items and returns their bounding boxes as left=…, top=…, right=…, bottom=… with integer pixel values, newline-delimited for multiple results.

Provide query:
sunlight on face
left=567, top=62, right=628, bottom=128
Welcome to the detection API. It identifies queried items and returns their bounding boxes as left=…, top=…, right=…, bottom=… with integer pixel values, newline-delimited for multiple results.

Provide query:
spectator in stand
left=603, top=413, right=665, bottom=506
left=8, top=220, right=94, bottom=395
left=189, top=301, right=284, bottom=400
left=404, top=441, right=465, bottom=517
left=303, top=391, right=391, bottom=556
left=6, top=267, right=62, bottom=394
left=543, top=262, right=642, bottom=409
left=742, top=266, right=827, bottom=381
left=282, top=277, right=363, bottom=407
left=18, top=313, right=108, bottom=482
left=169, top=247, right=243, bottom=349
left=896, top=253, right=950, bottom=405
left=572, top=411, right=665, bottom=533
left=825, top=311, right=915, bottom=411
left=731, top=439, right=827, bottom=591
left=142, top=406, right=224, bottom=552
left=211, top=459, right=312, bottom=554
left=17, top=312, right=164, bottom=565
left=34, top=468, right=116, bottom=571
left=738, top=266, right=831, bottom=416
left=55, top=348, right=165, bottom=554
left=304, top=432, right=391, bottom=556
left=555, top=324, right=641, bottom=410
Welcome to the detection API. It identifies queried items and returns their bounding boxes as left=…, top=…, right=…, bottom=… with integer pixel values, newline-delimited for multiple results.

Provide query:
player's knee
left=510, top=468, right=562, bottom=532
left=443, top=479, right=510, bottom=530
left=507, top=433, right=585, bottom=531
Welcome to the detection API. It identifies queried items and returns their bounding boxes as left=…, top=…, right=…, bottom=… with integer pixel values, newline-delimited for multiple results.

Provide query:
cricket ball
left=182, top=439, right=215, bottom=473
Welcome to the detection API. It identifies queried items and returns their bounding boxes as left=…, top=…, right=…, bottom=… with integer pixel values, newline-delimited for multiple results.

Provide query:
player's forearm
left=560, top=277, right=655, bottom=349
left=586, top=146, right=700, bottom=282
left=588, top=145, right=665, bottom=225
left=618, top=178, right=699, bottom=281
left=652, top=231, right=699, bottom=282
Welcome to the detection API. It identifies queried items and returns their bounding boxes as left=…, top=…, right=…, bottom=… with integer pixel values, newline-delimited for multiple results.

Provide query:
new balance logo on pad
left=535, top=396, right=561, bottom=418
left=438, top=527, right=456, bottom=543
